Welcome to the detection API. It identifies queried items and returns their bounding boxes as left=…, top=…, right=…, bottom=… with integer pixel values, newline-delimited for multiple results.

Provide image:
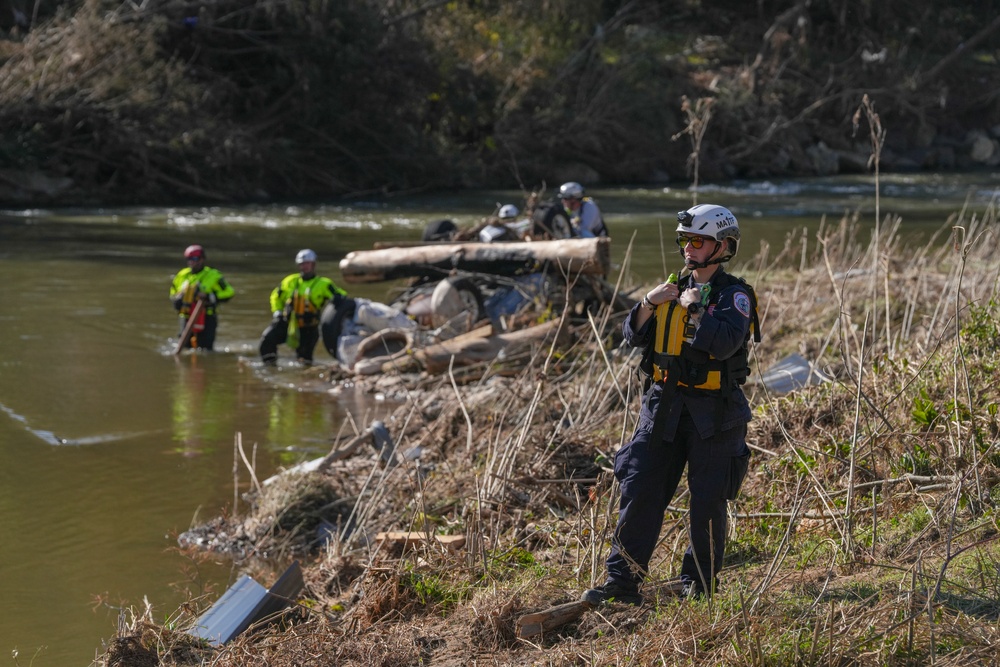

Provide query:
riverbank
left=95, top=209, right=1000, bottom=665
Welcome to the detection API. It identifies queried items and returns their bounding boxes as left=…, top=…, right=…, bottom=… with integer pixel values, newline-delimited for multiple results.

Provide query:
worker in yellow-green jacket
left=259, top=249, right=353, bottom=365
left=169, top=244, right=235, bottom=351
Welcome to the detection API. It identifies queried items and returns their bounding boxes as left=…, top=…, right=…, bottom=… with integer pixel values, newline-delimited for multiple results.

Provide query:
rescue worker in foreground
left=583, top=203, right=759, bottom=606
left=259, top=249, right=349, bottom=365
left=169, top=244, right=235, bottom=351
left=559, top=181, right=609, bottom=238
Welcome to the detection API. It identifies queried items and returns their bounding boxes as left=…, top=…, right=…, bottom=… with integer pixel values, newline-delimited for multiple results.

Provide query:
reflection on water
left=170, top=357, right=234, bottom=457
left=0, top=400, right=73, bottom=445
left=0, top=399, right=156, bottom=445
left=0, top=173, right=996, bottom=664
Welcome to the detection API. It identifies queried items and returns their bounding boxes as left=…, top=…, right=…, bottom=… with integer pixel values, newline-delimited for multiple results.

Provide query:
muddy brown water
left=1, top=175, right=995, bottom=664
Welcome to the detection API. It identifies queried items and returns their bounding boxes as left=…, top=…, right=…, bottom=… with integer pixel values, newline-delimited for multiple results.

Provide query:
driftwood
left=338, top=237, right=610, bottom=283
left=350, top=328, right=415, bottom=375
left=260, top=421, right=396, bottom=484
left=516, top=601, right=594, bottom=639
left=417, top=320, right=567, bottom=374
left=354, top=323, right=490, bottom=375
left=374, top=531, right=467, bottom=552
left=375, top=319, right=569, bottom=375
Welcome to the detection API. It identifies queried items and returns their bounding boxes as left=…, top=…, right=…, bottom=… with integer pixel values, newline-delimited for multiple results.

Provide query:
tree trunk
left=338, top=238, right=611, bottom=283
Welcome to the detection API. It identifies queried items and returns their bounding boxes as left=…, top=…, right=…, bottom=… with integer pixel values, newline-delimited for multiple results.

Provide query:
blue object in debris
left=483, top=273, right=547, bottom=323
left=370, top=420, right=396, bottom=466
left=189, top=560, right=303, bottom=646
left=315, top=518, right=338, bottom=548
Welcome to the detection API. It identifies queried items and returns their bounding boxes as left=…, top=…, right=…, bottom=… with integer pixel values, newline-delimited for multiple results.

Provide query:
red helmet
left=184, top=244, right=205, bottom=259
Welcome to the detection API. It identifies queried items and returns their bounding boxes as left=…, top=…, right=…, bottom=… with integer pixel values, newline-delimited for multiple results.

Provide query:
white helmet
left=558, top=181, right=584, bottom=200
left=676, top=204, right=740, bottom=263
left=295, top=248, right=317, bottom=264
left=498, top=204, right=519, bottom=220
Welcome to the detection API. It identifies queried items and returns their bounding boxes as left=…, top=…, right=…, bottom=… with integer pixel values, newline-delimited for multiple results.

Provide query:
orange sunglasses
left=676, top=235, right=708, bottom=249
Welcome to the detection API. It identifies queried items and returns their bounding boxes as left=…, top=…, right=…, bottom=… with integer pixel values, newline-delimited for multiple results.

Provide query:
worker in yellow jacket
left=259, top=249, right=351, bottom=365
left=169, top=244, right=235, bottom=350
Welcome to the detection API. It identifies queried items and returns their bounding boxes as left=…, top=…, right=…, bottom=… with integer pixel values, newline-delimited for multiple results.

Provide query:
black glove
left=172, top=296, right=183, bottom=312
left=272, top=310, right=286, bottom=324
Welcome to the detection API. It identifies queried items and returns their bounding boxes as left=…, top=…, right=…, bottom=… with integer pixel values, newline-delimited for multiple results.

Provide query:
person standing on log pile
left=169, top=244, right=235, bottom=351
left=559, top=181, right=609, bottom=238
left=259, top=249, right=351, bottom=366
left=583, top=203, right=760, bottom=606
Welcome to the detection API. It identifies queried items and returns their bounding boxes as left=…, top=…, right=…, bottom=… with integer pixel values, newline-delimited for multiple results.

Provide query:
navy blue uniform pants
left=606, top=406, right=749, bottom=593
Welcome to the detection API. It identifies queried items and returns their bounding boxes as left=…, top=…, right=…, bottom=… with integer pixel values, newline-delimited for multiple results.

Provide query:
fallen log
left=516, top=600, right=594, bottom=639
left=338, top=237, right=610, bottom=283
left=415, top=319, right=569, bottom=374
left=358, top=324, right=493, bottom=374
left=361, top=321, right=568, bottom=376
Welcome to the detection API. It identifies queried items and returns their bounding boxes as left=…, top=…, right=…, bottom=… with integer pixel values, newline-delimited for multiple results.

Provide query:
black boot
left=581, top=580, right=643, bottom=606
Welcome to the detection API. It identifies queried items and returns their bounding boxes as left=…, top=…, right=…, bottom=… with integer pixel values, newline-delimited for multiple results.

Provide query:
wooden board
left=338, top=237, right=610, bottom=283
left=375, top=531, right=467, bottom=552
left=516, top=600, right=594, bottom=639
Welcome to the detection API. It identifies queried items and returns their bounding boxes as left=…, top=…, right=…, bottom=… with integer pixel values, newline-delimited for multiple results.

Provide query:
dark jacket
left=623, top=268, right=753, bottom=440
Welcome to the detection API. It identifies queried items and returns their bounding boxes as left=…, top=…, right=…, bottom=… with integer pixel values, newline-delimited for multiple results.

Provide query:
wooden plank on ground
left=375, top=531, right=467, bottom=551
left=516, top=600, right=594, bottom=639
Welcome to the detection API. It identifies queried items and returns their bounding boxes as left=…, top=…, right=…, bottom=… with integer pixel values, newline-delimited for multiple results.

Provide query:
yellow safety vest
left=651, top=301, right=725, bottom=390
left=647, top=273, right=759, bottom=392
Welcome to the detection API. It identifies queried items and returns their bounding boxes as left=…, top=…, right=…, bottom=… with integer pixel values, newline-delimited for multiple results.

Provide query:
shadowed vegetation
left=0, top=0, right=998, bottom=204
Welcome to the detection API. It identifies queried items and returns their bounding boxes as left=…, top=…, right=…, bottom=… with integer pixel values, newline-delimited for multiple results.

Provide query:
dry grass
left=96, top=204, right=1000, bottom=666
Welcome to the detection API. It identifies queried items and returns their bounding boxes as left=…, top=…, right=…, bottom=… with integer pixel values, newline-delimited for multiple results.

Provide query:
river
left=1, top=172, right=997, bottom=665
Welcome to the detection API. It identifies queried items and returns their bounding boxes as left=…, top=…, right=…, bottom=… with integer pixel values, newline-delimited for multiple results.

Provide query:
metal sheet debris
left=754, top=353, right=832, bottom=394
left=189, top=560, right=303, bottom=646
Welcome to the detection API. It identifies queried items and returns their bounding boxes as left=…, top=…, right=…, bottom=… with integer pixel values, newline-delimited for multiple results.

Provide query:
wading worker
left=559, top=181, right=609, bottom=238
left=169, top=244, right=235, bottom=351
left=259, top=249, right=350, bottom=365
left=583, top=203, right=759, bottom=606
